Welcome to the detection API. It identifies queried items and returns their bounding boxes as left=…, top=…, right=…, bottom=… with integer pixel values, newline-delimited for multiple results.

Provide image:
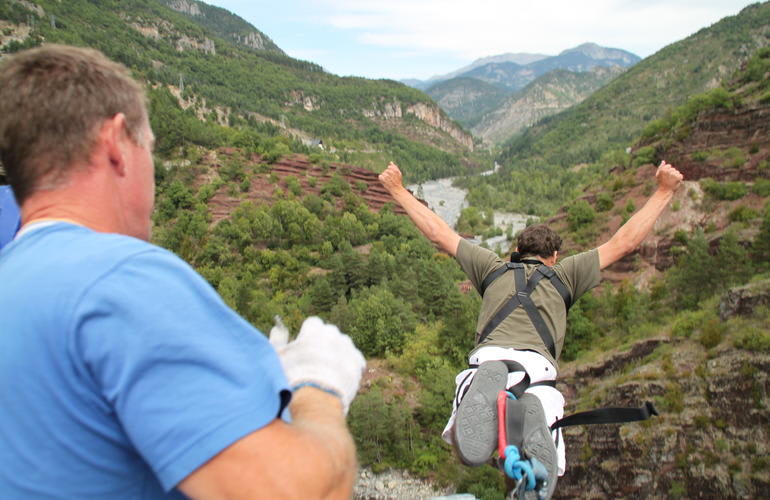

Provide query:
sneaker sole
left=453, top=360, right=508, bottom=466
left=519, top=393, right=558, bottom=500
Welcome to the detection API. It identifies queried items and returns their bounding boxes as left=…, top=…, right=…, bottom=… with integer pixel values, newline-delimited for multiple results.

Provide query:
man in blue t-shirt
left=0, top=185, right=20, bottom=249
left=0, top=44, right=366, bottom=499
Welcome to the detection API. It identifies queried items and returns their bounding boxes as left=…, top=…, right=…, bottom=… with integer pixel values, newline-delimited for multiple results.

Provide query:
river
left=407, top=164, right=535, bottom=253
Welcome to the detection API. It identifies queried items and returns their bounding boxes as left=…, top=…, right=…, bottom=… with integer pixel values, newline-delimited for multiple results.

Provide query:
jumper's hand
left=379, top=162, right=405, bottom=194
left=655, top=161, right=684, bottom=193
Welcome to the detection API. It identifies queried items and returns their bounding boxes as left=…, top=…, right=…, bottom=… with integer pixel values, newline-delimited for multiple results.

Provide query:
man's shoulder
left=556, top=248, right=599, bottom=270
left=14, top=223, right=186, bottom=283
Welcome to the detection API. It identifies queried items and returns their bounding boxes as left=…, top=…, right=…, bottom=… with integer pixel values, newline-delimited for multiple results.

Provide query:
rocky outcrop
left=175, top=34, right=215, bottom=55
left=362, top=100, right=473, bottom=151
left=719, top=279, right=770, bottom=321
left=166, top=0, right=201, bottom=16
left=660, top=104, right=770, bottom=182
left=237, top=31, right=270, bottom=51
left=354, top=468, right=453, bottom=499
left=556, top=339, right=770, bottom=499
left=405, top=103, right=473, bottom=151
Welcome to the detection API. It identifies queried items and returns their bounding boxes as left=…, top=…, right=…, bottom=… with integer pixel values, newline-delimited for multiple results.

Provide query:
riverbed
left=407, top=169, right=535, bottom=253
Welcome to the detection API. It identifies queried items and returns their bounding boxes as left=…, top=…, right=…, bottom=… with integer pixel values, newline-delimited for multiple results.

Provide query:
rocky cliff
left=556, top=323, right=769, bottom=498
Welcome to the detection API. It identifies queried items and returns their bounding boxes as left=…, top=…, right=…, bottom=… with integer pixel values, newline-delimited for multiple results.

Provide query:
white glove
left=269, top=316, right=366, bottom=414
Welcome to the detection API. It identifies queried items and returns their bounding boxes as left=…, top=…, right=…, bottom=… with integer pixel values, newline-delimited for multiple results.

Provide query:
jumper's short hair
left=517, top=224, right=562, bottom=259
left=0, top=44, right=148, bottom=204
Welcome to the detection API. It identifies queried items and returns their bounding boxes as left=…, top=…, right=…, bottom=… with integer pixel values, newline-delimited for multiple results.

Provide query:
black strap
left=515, top=265, right=556, bottom=358
left=535, top=265, right=572, bottom=311
left=550, top=402, right=659, bottom=431
left=480, top=262, right=514, bottom=296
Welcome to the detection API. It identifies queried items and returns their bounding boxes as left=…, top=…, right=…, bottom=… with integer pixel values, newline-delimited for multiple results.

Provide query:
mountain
left=0, top=0, right=481, bottom=183
left=421, top=43, right=638, bottom=146
left=470, top=66, right=626, bottom=145
left=454, top=43, right=639, bottom=93
left=419, top=77, right=510, bottom=130
left=401, top=52, right=549, bottom=90
left=158, top=0, right=284, bottom=53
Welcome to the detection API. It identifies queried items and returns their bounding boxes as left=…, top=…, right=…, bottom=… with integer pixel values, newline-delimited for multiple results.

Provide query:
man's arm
left=178, top=389, right=356, bottom=500
left=598, top=161, right=683, bottom=270
left=379, top=162, right=461, bottom=256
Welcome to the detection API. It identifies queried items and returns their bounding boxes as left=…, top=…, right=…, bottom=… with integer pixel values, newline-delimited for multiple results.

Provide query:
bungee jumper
left=379, top=160, right=683, bottom=498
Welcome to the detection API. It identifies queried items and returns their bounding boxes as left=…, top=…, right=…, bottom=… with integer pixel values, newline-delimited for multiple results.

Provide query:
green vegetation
left=2, top=0, right=485, bottom=183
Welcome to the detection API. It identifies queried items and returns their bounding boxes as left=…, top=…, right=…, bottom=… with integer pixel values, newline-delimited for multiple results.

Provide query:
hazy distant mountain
left=451, top=43, right=639, bottom=92
left=420, top=43, right=638, bottom=144
left=402, top=52, right=549, bottom=90
left=470, top=66, right=626, bottom=144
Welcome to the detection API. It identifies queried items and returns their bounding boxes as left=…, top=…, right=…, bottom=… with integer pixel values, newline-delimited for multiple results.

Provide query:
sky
left=204, top=0, right=760, bottom=81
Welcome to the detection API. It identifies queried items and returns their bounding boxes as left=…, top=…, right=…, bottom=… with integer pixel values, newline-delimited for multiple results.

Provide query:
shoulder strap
left=516, top=265, right=555, bottom=358
left=479, top=262, right=514, bottom=297
left=535, top=265, right=572, bottom=311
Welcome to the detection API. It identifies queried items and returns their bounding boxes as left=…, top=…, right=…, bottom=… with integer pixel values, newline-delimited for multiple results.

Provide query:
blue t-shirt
left=0, top=223, right=290, bottom=499
left=0, top=186, right=21, bottom=249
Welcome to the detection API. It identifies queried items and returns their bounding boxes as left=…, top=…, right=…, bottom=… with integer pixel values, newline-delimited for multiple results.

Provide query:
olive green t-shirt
left=456, top=238, right=600, bottom=370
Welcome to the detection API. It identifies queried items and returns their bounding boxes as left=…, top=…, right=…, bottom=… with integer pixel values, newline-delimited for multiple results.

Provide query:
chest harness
left=476, top=256, right=571, bottom=358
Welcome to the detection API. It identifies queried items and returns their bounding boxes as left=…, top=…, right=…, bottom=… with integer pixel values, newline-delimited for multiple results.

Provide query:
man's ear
left=101, top=113, right=128, bottom=176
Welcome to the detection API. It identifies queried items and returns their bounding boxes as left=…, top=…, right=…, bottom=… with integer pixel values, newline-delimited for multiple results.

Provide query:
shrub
left=596, top=192, right=614, bottom=212
left=699, top=318, right=724, bottom=349
left=729, top=205, right=759, bottom=222
left=701, top=179, right=747, bottom=201
left=567, top=200, right=596, bottom=230
left=753, top=179, right=770, bottom=197
left=734, top=326, right=770, bottom=352
left=632, top=146, right=656, bottom=167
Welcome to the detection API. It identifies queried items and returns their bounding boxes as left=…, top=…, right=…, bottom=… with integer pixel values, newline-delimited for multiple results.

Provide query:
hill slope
left=0, top=0, right=482, bottom=182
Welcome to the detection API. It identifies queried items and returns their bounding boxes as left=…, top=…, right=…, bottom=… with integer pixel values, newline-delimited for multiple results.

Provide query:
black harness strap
left=550, top=402, right=659, bottom=431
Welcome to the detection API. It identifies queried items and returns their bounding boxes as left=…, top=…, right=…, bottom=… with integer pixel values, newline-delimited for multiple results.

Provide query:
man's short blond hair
left=0, top=44, right=148, bottom=203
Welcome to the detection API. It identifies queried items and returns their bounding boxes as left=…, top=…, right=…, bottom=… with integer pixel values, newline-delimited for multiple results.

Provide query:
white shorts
left=442, top=346, right=567, bottom=475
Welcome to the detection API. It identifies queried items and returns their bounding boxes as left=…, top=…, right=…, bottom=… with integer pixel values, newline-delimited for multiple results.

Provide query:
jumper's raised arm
left=597, top=161, right=684, bottom=269
left=379, top=161, right=461, bottom=256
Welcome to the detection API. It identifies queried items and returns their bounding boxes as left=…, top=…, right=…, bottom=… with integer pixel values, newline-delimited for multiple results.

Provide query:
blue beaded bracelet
left=291, top=382, right=343, bottom=401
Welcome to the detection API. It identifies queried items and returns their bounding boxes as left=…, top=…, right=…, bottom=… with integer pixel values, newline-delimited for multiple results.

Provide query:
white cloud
left=313, top=0, right=756, bottom=59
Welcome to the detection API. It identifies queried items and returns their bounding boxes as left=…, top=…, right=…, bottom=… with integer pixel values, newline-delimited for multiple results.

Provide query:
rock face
left=662, top=104, right=770, bottom=182
left=354, top=468, right=453, bottom=500
left=556, top=339, right=770, bottom=499
left=719, top=279, right=770, bottom=321
left=166, top=0, right=201, bottom=16
left=362, top=100, right=474, bottom=151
